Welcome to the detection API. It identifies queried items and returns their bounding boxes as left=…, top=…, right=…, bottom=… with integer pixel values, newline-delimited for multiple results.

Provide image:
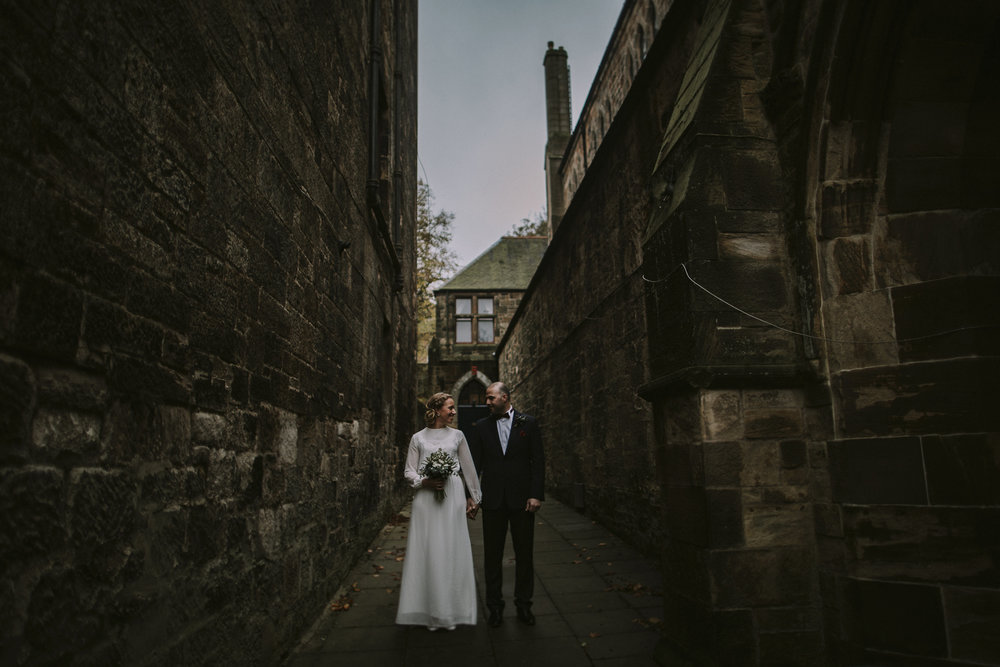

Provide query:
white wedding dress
left=395, top=426, right=482, bottom=629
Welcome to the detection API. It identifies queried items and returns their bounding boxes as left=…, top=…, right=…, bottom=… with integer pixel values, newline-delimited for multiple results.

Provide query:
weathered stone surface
left=0, top=4, right=419, bottom=663
left=69, top=468, right=136, bottom=552
left=923, top=433, right=1000, bottom=505
left=32, top=408, right=101, bottom=460
left=702, top=390, right=742, bottom=442
left=710, top=548, right=813, bottom=607
left=0, top=466, right=65, bottom=563
left=828, top=437, right=927, bottom=504
left=893, top=275, right=1000, bottom=362
left=819, top=180, right=878, bottom=239
left=0, top=354, right=35, bottom=460
left=880, top=209, right=999, bottom=284
left=844, top=578, right=947, bottom=657
left=744, top=408, right=803, bottom=439
left=843, top=505, right=1000, bottom=586
left=945, top=587, right=1000, bottom=663
left=833, top=358, right=999, bottom=437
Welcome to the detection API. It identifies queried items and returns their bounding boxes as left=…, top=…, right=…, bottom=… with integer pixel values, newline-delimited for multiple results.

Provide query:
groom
left=470, top=381, right=545, bottom=627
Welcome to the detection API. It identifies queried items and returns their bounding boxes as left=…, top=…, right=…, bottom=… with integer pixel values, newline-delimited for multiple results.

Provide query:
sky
left=418, top=0, right=625, bottom=270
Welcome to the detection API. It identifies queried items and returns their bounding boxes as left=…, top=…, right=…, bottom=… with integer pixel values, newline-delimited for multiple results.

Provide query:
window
left=454, top=295, right=496, bottom=344
left=478, top=318, right=494, bottom=343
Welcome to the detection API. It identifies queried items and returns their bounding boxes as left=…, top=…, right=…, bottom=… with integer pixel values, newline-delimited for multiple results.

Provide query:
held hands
left=525, top=498, right=541, bottom=513
left=466, top=498, right=479, bottom=520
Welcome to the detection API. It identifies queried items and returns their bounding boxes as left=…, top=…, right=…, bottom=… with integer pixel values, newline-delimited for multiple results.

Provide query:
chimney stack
left=543, top=42, right=571, bottom=236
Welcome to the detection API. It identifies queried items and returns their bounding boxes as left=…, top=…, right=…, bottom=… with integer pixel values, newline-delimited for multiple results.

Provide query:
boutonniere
left=512, top=414, right=527, bottom=429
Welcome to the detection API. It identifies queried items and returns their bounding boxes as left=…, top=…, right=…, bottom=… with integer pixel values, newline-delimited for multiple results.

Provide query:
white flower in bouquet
left=419, top=449, right=458, bottom=501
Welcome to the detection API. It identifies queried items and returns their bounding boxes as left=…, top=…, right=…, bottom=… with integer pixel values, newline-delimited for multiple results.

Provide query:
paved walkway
left=285, top=499, right=665, bottom=666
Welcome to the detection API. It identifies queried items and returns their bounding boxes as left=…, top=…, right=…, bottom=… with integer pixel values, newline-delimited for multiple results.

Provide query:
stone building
left=421, top=236, right=547, bottom=435
left=502, top=0, right=1000, bottom=665
left=0, top=2, right=417, bottom=665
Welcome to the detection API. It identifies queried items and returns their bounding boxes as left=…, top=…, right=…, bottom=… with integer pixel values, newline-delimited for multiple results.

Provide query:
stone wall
left=0, top=2, right=417, bottom=665
left=496, top=4, right=708, bottom=555
left=505, top=0, right=1000, bottom=664
left=808, top=3, right=1000, bottom=664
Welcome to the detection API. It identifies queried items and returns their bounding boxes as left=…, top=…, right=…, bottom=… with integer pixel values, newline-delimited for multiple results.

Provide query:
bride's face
left=436, top=398, right=456, bottom=425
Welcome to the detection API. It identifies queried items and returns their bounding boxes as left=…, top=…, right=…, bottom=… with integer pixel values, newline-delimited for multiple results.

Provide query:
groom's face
left=485, top=386, right=510, bottom=416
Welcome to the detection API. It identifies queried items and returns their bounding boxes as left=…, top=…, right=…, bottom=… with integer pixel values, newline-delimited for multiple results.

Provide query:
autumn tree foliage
left=416, top=181, right=457, bottom=360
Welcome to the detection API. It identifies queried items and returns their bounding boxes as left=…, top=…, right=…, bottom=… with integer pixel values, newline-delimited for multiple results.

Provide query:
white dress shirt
left=496, top=407, right=514, bottom=454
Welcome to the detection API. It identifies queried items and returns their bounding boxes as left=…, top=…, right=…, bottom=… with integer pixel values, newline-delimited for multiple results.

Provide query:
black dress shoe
left=516, top=607, right=535, bottom=626
left=487, top=608, right=503, bottom=627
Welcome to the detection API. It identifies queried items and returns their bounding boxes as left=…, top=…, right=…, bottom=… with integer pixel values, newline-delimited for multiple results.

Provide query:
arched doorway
left=452, top=371, right=491, bottom=441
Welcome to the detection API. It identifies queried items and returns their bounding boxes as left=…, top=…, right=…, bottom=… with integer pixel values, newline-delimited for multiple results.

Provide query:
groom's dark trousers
left=470, top=410, right=545, bottom=613
left=483, top=506, right=534, bottom=610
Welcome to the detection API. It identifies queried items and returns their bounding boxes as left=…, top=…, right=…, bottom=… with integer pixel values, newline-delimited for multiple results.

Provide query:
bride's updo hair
left=424, top=392, right=453, bottom=427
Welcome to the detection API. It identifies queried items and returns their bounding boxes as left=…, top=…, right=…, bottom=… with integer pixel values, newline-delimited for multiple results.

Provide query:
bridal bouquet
left=419, top=449, right=458, bottom=501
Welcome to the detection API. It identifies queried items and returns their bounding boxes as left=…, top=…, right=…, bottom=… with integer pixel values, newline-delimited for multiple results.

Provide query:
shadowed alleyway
left=285, top=498, right=665, bottom=666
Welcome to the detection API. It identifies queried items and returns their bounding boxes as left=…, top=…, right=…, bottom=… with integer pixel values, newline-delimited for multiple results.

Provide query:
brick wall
left=0, top=2, right=417, bottom=664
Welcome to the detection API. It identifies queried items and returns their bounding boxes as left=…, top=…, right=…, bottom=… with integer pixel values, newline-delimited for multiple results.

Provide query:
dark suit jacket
left=470, top=410, right=545, bottom=510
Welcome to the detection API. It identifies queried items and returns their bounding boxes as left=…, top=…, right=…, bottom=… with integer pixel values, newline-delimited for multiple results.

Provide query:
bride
left=395, top=392, right=482, bottom=630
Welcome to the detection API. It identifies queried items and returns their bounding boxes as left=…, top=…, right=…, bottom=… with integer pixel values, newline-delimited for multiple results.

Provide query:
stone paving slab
left=284, top=498, right=665, bottom=666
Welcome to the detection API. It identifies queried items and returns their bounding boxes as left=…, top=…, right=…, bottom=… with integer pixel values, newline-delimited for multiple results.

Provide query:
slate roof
left=436, top=236, right=547, bottom=292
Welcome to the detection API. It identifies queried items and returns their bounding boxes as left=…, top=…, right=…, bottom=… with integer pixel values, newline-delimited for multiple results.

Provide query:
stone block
left=889, top=102, right=967, bottom=158
left=69, top=468, right=137, bottom=552
left=718, top=233, right=782, bottom=261
left=744, top=408, right=803, bottom=439
left=139, top=466, right=204, bottom=512
left=739, top=441, right=781, bottom=487
left=108, top=357, right=190, bottom=405
left=664, top=485, right=709, bottom=547
left=706, top=488, right=743, bottom=548
left=844, top=578, right=947, bottom=657
left=720, top=150, right=782, bottom=211
left=744, top=389, right=802, bottom=410
left=710, top=608, right=756, bottom=665
left=0, top=466, right=66, bottom=562
left=82, top=299, right=163, bottom=359
left=0, top=354, right=35, bottom=459
left=710, top=547, right=813, bottom=608
left=703, top=441, right=742, bottom=486
left=923, top=433, right=1000, bottom=505
left=743, top=503, right=812, bottom=548
left=814, top=503, right=843, bottom=538
left=192, top=411, right=226, bottom=446
left=824, top=236, right=872, bottom=295
left=32, top=408, right=101, bottom=460
left=828, top=437, right=927, bottom=504
left=780, top=440, right=807, bottom=469
left=834, top=358, right=999, bottom=436
left=892, top=275, right=1000, bottom=362
left=821, top=292, right=897, bottom=373
left=758, top=629, right=823, bottom=666
left=756, top=605, right=821, bottom=633
left=701, top=390, right=742, bottom=442
left=12, top=273, right=83, bottom=362
left=881, top=209, right=999, bottom=284
left=155, top=405, right=191, bottom=464
left=843, top=505, right=1000, bottom=586
left=714, top=210, right=781, bottom=234
left=819, top=180, right=878, bottom=238
left=34, top=367, right=107, bottom=412
left=945, top=587, right=1000, bottom=663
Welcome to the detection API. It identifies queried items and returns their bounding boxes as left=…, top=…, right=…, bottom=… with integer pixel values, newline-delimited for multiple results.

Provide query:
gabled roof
left=436, top=236, right=548, bottom=292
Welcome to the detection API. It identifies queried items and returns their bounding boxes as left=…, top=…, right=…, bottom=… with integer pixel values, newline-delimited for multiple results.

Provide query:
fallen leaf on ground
left=588, top=632, right=601, bottom=638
